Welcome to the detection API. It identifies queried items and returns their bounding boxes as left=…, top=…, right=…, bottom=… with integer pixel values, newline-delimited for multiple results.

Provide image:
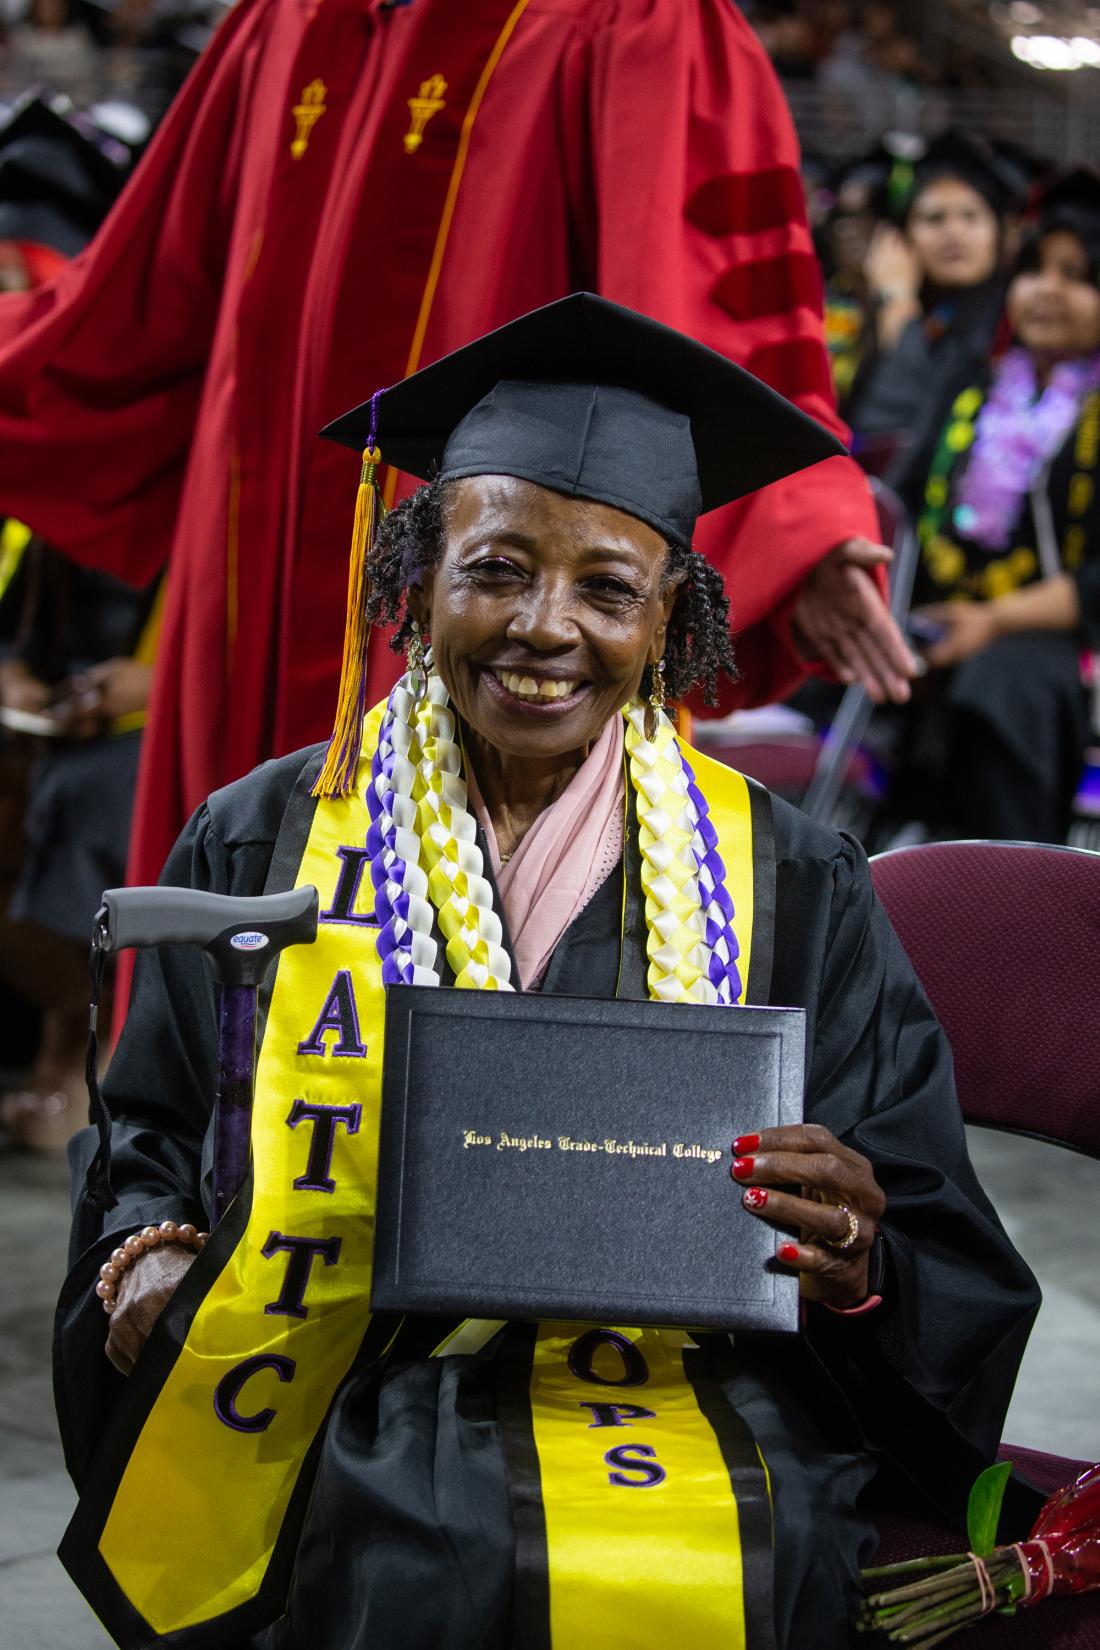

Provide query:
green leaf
left=966, top=1461, right=1013, bottom=1556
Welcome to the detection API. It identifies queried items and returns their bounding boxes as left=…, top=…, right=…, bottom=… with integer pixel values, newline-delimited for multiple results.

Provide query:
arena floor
left=1, top=1130, right=1097, bottom=1650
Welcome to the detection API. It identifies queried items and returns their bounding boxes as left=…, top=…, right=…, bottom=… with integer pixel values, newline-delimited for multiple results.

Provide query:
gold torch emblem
left=290, top=79, right=328, bottom=159
left=404, top=74, right=447, bottom=154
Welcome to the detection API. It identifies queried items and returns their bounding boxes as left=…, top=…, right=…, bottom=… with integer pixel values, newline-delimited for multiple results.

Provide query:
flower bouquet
left=857, top=1459, right=1100, bottom=1645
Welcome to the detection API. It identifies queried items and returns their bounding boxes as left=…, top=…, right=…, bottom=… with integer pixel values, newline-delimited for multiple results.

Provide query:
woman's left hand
left=916, top=602, right=998, bottom=669
left=733, top=1123, right=886, bottom=1309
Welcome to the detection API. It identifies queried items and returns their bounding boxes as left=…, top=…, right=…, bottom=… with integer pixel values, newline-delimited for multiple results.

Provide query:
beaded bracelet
left=95, top=1220, right=209, bottom=1315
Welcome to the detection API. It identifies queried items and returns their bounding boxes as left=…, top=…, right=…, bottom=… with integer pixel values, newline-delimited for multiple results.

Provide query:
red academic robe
left=0, top=0, right=876, bottom=894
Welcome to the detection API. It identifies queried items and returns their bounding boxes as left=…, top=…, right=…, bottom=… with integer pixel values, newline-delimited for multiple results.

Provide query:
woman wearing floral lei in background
left=54, top=298, right=1041, bottom=1650
left=899, top=167, right=1100, bottom=843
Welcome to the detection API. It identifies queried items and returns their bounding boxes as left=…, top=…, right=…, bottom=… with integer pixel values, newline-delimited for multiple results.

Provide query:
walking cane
left=86, top=886, right=319, bottom=1223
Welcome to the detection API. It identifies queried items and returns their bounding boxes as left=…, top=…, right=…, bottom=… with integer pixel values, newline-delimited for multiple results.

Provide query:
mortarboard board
left=832, top=134, right=923, bottom=223
left=1010, top=166, right=1100, bottom=279
left=0, top=96, right=124, bottom=254
left=1032, top=166, right=1100, bottom=237
left=322, top=292, right=843, bottom=550
left=0, top=198, right=89, bottom=258
left=314, top=293, right=845, bottom=796
left=989, top=137, right=1053, bottom=199
left=906, top=128, right=1022, bottom=221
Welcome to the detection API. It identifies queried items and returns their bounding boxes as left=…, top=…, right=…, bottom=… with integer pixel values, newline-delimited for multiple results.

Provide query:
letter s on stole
left=604, top=1443, right=666, bottom=1488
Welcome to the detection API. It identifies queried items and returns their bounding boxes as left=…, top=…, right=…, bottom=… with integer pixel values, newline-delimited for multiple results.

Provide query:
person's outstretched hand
left=914, top=602, right=997, bottom=669
left=106, top=1244, right=197, bottom=1375
left=732, top=1123, right=886, bottom=1309
left=791, top=537, right=917, bottom=704
left=0, top=657, right=51, bottom=714
left=51, top=657, right=153, bottom=738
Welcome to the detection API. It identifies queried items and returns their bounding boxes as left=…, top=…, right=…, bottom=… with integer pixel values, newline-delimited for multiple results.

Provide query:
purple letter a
left=296, top=970, right=366, bottom=1059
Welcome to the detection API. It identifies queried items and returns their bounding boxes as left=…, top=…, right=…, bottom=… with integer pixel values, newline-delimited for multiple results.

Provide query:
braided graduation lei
left=364, top=666, right=742, bottom=1004
left=920, top=380, right=1100, bottom=595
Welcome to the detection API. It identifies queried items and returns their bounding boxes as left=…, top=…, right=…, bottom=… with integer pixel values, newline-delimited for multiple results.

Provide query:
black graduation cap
left=907, top=129, right=1022, bottom=220
left=834, top=145, right=890, bottom=200
left=0, top=96, right=124, bottom=253
left=321, top=292, right=844, bottom=553
left=1033, top=166, right=1100, bottom=237
left=833, top=135, right=923, bottom=223
left=990, top=137, right=1053, bottom=198
left=0, top=198, right=88, bottom=257
left=314, top=292, right=844, bottom=798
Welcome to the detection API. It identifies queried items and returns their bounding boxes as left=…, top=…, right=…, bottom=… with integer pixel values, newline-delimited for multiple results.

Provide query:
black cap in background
left=1034, top=166, right=1100, bottom=235
left=906, top=128, right=1023, bottom=221
left=0, top=95, right=125, bottom=254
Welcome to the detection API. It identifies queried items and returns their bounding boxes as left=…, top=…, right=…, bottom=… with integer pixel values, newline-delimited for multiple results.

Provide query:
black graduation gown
left=846, top=280, right=1004, bottom=464
left=2, top=542, right=157, bottom=943
left=54, top=747, right=1042, bottom=1650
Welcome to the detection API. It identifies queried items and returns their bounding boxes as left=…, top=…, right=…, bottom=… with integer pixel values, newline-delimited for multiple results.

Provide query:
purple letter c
left=213, top=1353, right=296, bottom=1434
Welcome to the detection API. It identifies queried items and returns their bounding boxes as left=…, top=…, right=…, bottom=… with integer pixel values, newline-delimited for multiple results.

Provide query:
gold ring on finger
left=821, top=1203, right=859, bottom=1251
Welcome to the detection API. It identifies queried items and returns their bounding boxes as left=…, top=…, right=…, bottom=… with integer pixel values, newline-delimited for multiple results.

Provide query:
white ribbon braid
left=623, top=703, right=718, bottom=1004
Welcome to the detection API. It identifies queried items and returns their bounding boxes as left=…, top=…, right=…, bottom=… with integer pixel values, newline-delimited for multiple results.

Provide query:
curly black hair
left=365, top=477, right=738, bottom=704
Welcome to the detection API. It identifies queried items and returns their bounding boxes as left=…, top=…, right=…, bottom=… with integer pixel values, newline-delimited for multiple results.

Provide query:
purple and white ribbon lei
left=363, top=673, right=742, bottom=1003
left=953, top=347, right=1100, bottom=551
left=680, top=748, right=742, bottom=1005
left=364, top=678, right=441, bottom=987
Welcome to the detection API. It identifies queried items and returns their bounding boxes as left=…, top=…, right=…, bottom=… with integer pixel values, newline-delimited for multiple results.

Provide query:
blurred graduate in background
left=845, top=129, right=1021, bottom=475
left=0, top=97, right=154, bottom=1149
left=895, top=168, right=1100, bottom=843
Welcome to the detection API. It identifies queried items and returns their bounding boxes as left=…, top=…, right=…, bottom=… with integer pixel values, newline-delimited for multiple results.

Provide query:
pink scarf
left=467, top=714, right=625, bottom=990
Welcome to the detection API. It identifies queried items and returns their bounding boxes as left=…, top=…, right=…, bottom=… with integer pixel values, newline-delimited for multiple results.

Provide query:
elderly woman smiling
left=55, top=298, right=1039, bottom=1650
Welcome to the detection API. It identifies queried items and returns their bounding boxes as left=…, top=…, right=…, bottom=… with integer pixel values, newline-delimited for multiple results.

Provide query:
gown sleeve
left=791, top=833, right=1042, bottom=1523
left=573, top=0, right=880, bottom=712
left=0, top=0, right=278, bottom=585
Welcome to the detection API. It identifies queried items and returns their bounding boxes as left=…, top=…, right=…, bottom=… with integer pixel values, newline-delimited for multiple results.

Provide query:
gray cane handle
left=96, top=884, right=319, bottom=984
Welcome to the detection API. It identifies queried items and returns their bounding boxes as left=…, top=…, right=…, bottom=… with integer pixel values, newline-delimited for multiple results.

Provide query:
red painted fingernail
left=733, top=1133, right=761, bottom=1155
left=731, top=1156, right=755, bottom=1180
left=778, top=1243, right=800, bottom=1264
left=742, top=1187, right=768, bottom=1210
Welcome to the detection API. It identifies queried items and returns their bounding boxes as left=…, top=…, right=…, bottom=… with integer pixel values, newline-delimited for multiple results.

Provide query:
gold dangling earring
left=407, top=621, right=427, bottom=700
left=644, top=657, right=666, bottom=741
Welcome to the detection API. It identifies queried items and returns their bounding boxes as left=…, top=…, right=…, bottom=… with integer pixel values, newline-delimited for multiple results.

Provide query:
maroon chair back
left=704, top=736, right=876, bottom=796
left=870, top=841, right=1100, bottom=1157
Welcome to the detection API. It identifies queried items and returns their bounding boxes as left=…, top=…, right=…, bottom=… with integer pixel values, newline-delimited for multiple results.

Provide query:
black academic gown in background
left=898, top=384, right=1100, bottom=842
left=54, top=747, right=1042, bottom=1650
left=847, top=280, right=1004, bottom=473
left=2, top=543, right=157, bottom=942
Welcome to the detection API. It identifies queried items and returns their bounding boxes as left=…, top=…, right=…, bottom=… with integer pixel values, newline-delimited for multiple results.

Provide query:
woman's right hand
left=105, top=1245, right=198, bottom=1375
left=865, top=225, right=922, bottom=349
left=864, top=224, right=921, bottom=303
left=916, top=601, right=998, bottom=668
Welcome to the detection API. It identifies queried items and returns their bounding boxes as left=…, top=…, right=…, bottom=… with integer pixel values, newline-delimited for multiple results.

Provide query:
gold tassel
left=312, top=445, right=383, bottom=798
